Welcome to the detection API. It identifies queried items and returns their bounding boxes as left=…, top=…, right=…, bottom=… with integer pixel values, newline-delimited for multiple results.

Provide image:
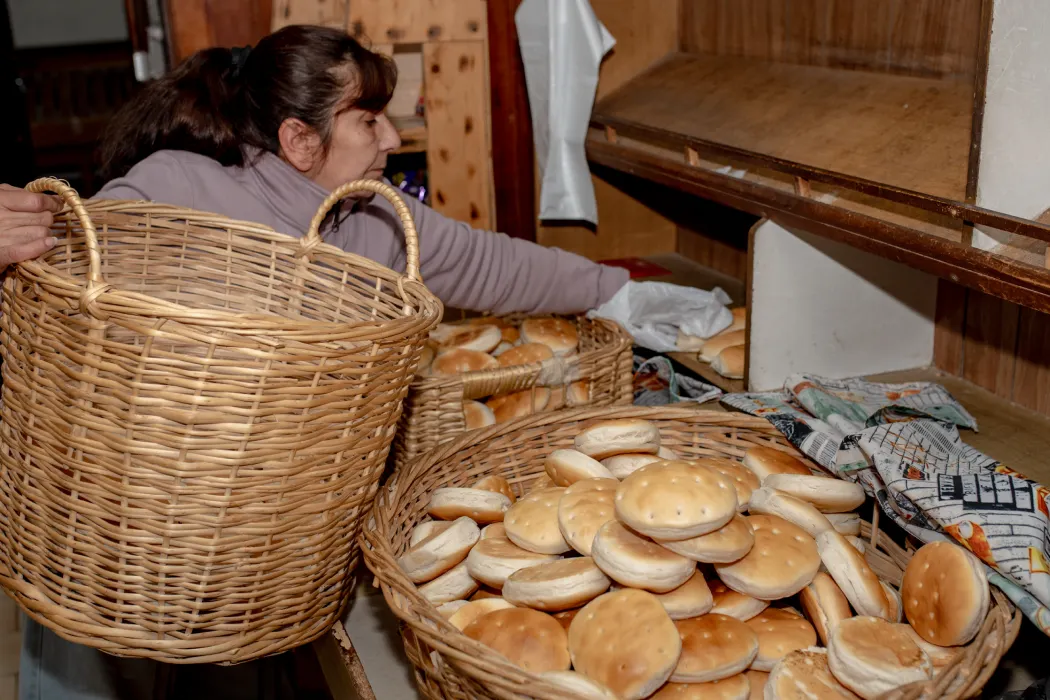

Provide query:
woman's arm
left=401, top=197, right=629, bottom=315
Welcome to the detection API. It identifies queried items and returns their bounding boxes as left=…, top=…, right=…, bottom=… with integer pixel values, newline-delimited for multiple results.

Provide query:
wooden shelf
left=390, top=115, right=427, bottom=155
left=594, top=53, right=973, bottom=199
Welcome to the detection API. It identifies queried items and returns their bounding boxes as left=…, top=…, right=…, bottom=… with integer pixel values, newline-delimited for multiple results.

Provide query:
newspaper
left=723, top=374, right=1050, bottom=635
left=632, top=354, right=722, bottom=407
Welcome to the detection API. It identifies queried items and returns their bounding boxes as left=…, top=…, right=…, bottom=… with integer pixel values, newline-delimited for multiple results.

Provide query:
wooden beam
left=167, top=0, right=274, bottom=64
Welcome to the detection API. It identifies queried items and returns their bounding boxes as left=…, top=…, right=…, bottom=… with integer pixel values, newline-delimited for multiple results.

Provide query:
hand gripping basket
left=363, top=406, right=1021, bottom=700
left=0, top=178, right=442, bottom=663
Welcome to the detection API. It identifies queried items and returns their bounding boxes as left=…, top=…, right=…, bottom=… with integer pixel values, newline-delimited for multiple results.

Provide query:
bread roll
left=826, top=513, right=861, bottom=536
left=487, top=388, right=550, bottom=423
left=672, top=614, right=759, bottom=683
left=827, top=616, right=932, bottom=699
left=800, top=572, right=853, bottom=645
left=748, top=487, right=833, bottom=537
left=568, top=589, right=682, bottom=700
left=709, top=579, right=768, bottom=621
left=745, top=670, right=767, bottom=700
left=520, top=317, right=579, bottom=356
left=615, top=461, right=737, bottom=540
left=881, top=581, right=902, bottom=623
left=696, top=457, right=760, bottom=512
left=601, top=453, right=663, bottom=479
left=744, top=608, right=817, bottom=672
left=574, top=418, right=661, bottom=459
left=591, top=520, right=695, bottom=593
left=557, top=477, right=618, bottom=556
left=503, top=486, right=570, bottom=554
left=472, top=474, right=516, bottom=503
left=447, top=597, right=516, bottom=631
left=416, top=343, right=435, bottom=376
left=428, top=487, right=511, bottom=524
left=431, top=348, right=499, bottom=375
left=816, top=530, right=890, bottom=619
left=464, top=607, right=571, bottom=673
left=711, top=345, right=745, bottom=379
left=741, top=446, right=814, bottom=481
left=502, top=556, right=610, bottom=611
left=652, top=675, right=750, bottom=700
left=763, top=474, right=866, bottom=513
left=537, top=671, right=618, bottom=700
left=676, top=330, right=706, bottom=352
left=463, top=400, right=496, bottom=430
left=901, top=541, right=990, bottom=646
left=480, top=522, right=506, bottom=540
left=661, top=514, right=754, bottom=563
left=567, top=380, right=590, bottom=406
left=436, top=600, right=470, bottom=618
left=470, top=585, right=503, bottom=601
left=648, top=569, right=714, bottom=620
left=409, top=520, right=452, bottom=547
left=397, top=516, right=481, bottom=583
left=465, top=537, right=560, bottom=588
left=497, top=342, right=553, bottom=367
left=895, top=624, right=961, bottom=670
left=715, top=515, right=819, bottom=600
left=700, top=329, right=746, bottom=363
left=544, top=449, right=614, bottom=486
left=418, top=562, right=479, bottom=604
left=765, top=648, right=857, bottom=700
left=729, top=306, right=747, bottom=331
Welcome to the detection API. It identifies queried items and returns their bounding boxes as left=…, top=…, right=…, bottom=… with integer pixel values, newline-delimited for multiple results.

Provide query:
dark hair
left=99, top=25, right=397, bottom=180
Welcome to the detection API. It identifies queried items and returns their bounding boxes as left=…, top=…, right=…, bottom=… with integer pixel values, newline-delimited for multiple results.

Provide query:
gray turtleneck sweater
left=95, top=149, right=629, bottom=315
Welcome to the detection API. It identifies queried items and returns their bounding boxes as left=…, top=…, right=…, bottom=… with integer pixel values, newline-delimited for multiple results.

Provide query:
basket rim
left=361, top=405, right=1022, bottom=700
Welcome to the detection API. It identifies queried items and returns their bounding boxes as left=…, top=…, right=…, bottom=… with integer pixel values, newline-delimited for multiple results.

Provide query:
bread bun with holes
left=463, top=607, right=571, bottom=673
left=502, top=557, right=610, bottom=611
left=748, top=487, right=833, bottom=538
left=741, top=447, right=814, bottom=482
left=616, top=461, right=738, bottom=540
left=471, top=586, right=503, bottom=601
left=433, top=323, right=502, bottom=353
left=409, top=520, right=453, bottom=547
left=765, top=648, right=858, bottom=700
left=497, top=342, right=554, bottom=368
left=418, top=562, right=479, bottom=604
left=553, top=607, right=580, bottom=631
left=700, top=329, right=746, bottom=363
left=695, top=458, right=760, bottom=512
left=574, top=418, right=661, bottom=459
left=709, top=579, right=769, bottom=621
left=591, top=520, right=695, bottom=593
left=558, top=478, right=618, bottom=556
left=428, top=487, right=511, bottom=524
left=504, top=487, right=571, bottom=554
left=436, top=600, right=470, bottom=618
left=901, top=541, right=989, bottom=646
left=520, top=317, right=579, bottom=356
left=473, top=474, right=516, bottom=503
left=568, top=589, right=682, bottom=700
left=545, top=449, right=615, bottom=486
left=715, top=515, right=819, bottom=600
left=431, top=348, right=499, bottom=376
left=672, top=614, right=759, bottom=683
left=487, top=388, right=550, bottom=423
left=816, top=530, right=890, bottom=619
left=895, top=624, right=961, bottom=670
left=745, top=608, right=817, bottom=672
left=827, top=616, right=932, bottom=699
left=447, top=597, right=516, bottom=631
left=465, top=537, right=560, bottom=588
left=538, top=671, right=618, bottom=700
left=646, top=569, right=714, bottom=620
left=653, top=675, right=751, bottom=700
left=826, top=513, right=861, bottom=536
left=602, top=453, right=663, bottom=479
left=800, top=572, right=853, bottom=645
left=398, top=516, right=481, bottom=583
left=463, top=400, right=496, bottom=430
left=746, top=670, right=767, bottom=700
left=662, top=514, right=754, bottom=563
left=763, top=474, right=866, bottom=513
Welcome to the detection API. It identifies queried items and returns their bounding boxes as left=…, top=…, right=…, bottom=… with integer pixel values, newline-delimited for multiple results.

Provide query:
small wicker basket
left=393, top=315, right=633, bottom=469
left=363, top=406, right=1021, bottom=700
left=0, top=178, right=442, bottom=663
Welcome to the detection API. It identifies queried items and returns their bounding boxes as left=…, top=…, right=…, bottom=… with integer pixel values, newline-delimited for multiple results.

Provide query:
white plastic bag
left=588, top=281, right=733, bottom=352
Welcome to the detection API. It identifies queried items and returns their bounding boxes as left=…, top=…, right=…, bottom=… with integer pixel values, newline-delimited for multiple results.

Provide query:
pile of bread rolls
left=677, top=307, right=747, bottom=380
left=397, top=419, right=991, bottom=700
left=416, top=316, right=592, bottom=427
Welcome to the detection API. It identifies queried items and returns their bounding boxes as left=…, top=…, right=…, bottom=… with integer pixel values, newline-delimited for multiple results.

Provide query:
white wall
left=6, top=0, right=127, bottom=48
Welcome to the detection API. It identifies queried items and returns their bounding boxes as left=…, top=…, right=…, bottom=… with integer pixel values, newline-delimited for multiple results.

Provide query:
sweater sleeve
left=92, top=152, right=195, bottom=207
left=402, top=197, right=629, bottom=315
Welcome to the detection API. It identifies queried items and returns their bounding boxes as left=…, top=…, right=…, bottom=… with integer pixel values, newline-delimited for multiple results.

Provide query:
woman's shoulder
left=95, top=150, right=228, bottom=207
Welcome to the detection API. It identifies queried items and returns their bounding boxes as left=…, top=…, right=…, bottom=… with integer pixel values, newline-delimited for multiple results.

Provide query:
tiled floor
left=1, top=593, right=18, bottom=700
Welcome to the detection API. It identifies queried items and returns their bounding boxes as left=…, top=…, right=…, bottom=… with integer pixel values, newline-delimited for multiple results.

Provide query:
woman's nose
left=378, top=114, right=402, bottom=153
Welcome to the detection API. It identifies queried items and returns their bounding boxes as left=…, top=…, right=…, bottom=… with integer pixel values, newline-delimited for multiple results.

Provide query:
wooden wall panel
left=167, top=0, right=274, bottom=64
left=591, top=0, right=680, bottom=100
left=271, top=0, right=346, bottom=31
left=961, top=291, right=1020, bottom=399
left=424, top=41, right=494, bottom=230
left=680, top=0, right=982, bottom=77
left=347, top=0, right=487, bottom=44
left=677, top=227, right=748, bottom=281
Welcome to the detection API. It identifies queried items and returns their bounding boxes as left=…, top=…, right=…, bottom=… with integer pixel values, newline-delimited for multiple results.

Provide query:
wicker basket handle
left=24, top=178, right=101, bottom=284
left=305, top=179, right=421, bottom=282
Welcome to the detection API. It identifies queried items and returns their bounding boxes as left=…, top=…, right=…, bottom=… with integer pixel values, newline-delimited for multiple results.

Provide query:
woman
left=3, top=24, right=633, bottom=700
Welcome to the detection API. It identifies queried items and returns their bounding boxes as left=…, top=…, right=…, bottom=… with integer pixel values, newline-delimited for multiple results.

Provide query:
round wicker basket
left=0, top=178, right=442, bottom=663
left=363, top=406, right=1021, bottom=700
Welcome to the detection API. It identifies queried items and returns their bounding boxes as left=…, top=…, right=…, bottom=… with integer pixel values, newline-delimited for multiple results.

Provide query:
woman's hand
left=0, top=184, right=61, bottom=271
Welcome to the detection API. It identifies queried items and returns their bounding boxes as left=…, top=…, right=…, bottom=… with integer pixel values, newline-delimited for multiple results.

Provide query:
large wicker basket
left=363, top=406, right=1021, bottom=700
left=393, top=315, right=633, bottom=468
left=0, top=178, right=442, bottom=663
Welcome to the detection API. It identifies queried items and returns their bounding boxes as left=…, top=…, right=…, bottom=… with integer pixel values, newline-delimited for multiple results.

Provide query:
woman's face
left=307, top=108, right=401, bottom=192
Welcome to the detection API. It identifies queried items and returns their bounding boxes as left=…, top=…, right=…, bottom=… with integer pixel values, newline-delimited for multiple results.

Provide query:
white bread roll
left=601, top=453, right=663, bottom=479
left=538, top=671, right=618, bottom=700
left=901, top=541, right=990, bottom=646
left=465, top=537, right=560, bottom=588
left=615, top=461, right=737, bottom=540
left=652, top=675, right=750, bottom=700
left=826, top=512, right=862, bottom=536
left=765, top=648, right=856, bottom=700
left=430, top=348, right=499, bottom=375
left=504, top=487, right=570, bottom=554
left=417, top=562, right=479, bottom=604
left=672, top=614, right=758, bottom=683
left=661, top=514, right=755, bottom=563
left=744, top=608, right=817, bottom=672
left=648, top=569, right=714, bottom=620
left=487, top=388, right=550, bottom=423
left=434, top=323, right=502, bottom=353
left=557, top=477, right=618, bottom=556
left=882, top=581, right=902, bottom=623
left=436, top=599, right=470, bottom=618
left=409, top=520, right=452, bottom=547
left=714, top=515, right=819, bottom=600
left=799, top=572, right=853, bottom=645
left=502, top=556, right=610, bottom=611
left=816, top=530, right=890, bottom=619
left=591, top=520, right=695, bottom=593
left=697, top=457, right=760, bottom=512
left=520, top=317, right=579, bottom=356
left=397, top=516, right=480, bottom=583
left=827, top=616, right=932, bottom=699
left=479, top=522, right=506, bottom=540
left=709, top=579, right=768, bottom=621
left=462, top=400, right=496, bottom=430
left=700, top=329, right=746, bottom=363
left=447, top=597, right=515, bottom=631
left=574, top=418, right=661, bottom=459
left=741, top=446, right=814, bottom=481
left=544, top=449, right=614, bottom=486
left=497, top=342, right=554, bottom=367
left=748, top=487, right=833, bottom=538
left=711, top=345, right=745, bottom=379
left=428, top=487, right=511, bottom=524
left=763, top=474, right=866, bottom=513
left=472, top=474, right=516, bottom=503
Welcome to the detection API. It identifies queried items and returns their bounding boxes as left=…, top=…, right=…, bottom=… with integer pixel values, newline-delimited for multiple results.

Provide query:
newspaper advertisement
left=723, top=374, right=1050, bottom=635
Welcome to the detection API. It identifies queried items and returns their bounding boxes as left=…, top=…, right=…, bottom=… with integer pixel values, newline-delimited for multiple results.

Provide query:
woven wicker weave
left=393, top=315, right=633, bottom=469
left=363, top=406, right=1020, bottom=700
left=0, top=178, right=442, bottom=663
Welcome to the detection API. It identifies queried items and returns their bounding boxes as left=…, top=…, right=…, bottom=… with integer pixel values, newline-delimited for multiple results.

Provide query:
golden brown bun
left=431, top=348, right=499, bottom=375
left=700, top=329, right=747, bottom=363
left=409, top=520, right=453, bottom=547
left=673, top=614, right=759, bottom=683
left=480, top=522, right=507, bottom=540
left=653, top=675, right=750, bottom=700
left=662, top=514, right=755, bottom=563
left=553, top=607, right=580, bottom=631
left=695, top=458, right=761, bottom=512
left=748, top=487, right=833, bottom=538
left=714, top=515, right=820, bottom=600
left=462, top=400, right=496, bottom=431
left=615, top=461, right=738, bottom=540
left=591, top=520, right=696, bottom=593
left=650, top=569, right=715, bottom=620
left=568, top=589, right=681, bottom=700
left=397, top=516, right=481, bottom=583
left=901, top=541, right=989, bottom=646
left=487, top=388, right=550, bottom=423
left=567, top=380, right=590, bottom=406
left=504, top=487, right=570, bottom=554
left=472, top=475, right=516, bottom=503
left=741, top=447, right=814, bottom=481
left=766, top=648, right=858, bottom=700
left=497, top=342, right=554, bottom=368
left=601, top=453, right=663, bottom=479
left=520, top=317, right=579, bottom=356
left=436, top=600, right=470, bottom=618
left=816, top=530, right=890, bottom=619
left=574, top=418, right=662, bottom=459
left=746, top=670, right=767, bottom=700
left=470, top=585, right=503, bottom=601
left=417, top=561, right=479, bottom=604
left=463, top=607, right=570, bottom=673
left=447, top=597, right=516, bottom=631
left=800, top=572, right=853, bottom=645
left=711, top=345, right=746, bottom=379
left=416, top=343, right=435, bottom=376
left=895, top=624, right=961, bottom=670
left=763, top=474, right=866, bottom=513
left=730, top=306, right=747, bottom=330
left=709, top=579, right=769, bottom=621
left=544, top=449, right=614, bottom=486
left=557, top=477, right=618, bottom=556
left=502, top=556, right=610, bottom=611
left=465, top=537, right=561, bottom=588
left=428, top=487, right=512, bottom=524
left=827, top=616, right=932, bottom=699
left=538, top=671, right=618, bottom=700
left=744, top=608, right=817, bottom=672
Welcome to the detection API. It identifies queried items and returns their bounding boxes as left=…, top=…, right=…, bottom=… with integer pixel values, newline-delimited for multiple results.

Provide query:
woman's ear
left=278, top=118, right=323, bottom=173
